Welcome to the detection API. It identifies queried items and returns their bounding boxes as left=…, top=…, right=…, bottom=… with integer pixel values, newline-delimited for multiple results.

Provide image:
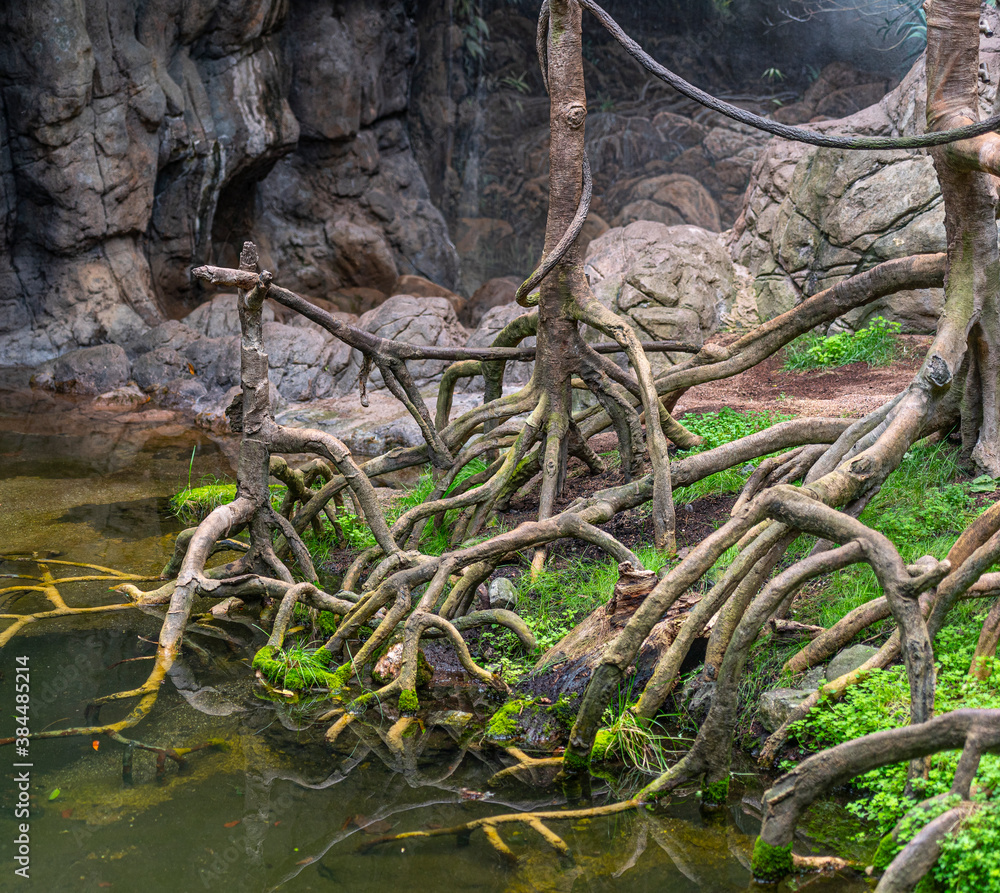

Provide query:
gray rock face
left=826, top=644, right=881, bottom=682
left=0, top=0, right=458, bottom=367
left=611, top=174, right=722, bottom=233
left=800, top=666, right=826, bottom=690
left=584, top=221, right=756, bottom=373
left=728, top=33, right=1000, bottom=333
left=488, top=577, right=518, bottom=612
left=336, top=294, right=469, bottom=392
left=464, top=277, right=520, bottom=328
left=462, top=302, right=536, bottom=389
left=31, top=344, right=131, bottom=395
left=758, top=688, right=813, bottom=732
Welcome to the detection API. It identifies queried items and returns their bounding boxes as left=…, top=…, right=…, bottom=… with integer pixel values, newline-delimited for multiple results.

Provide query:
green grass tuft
left=171, top=479, right=284, bottom=523
left=783, top=316, right=901, bottom=371
left=673, top=407, right=795, bottom=502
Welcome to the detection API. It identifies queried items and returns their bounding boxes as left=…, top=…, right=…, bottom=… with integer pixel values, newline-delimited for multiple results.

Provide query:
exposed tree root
left=359, top=797, right=638, bottom=861
left=0, top=556, right=155, bottom=647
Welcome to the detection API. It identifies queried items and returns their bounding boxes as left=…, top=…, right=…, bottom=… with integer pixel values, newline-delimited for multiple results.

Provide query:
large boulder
left=462, top=301, right=536, bottom=389
left=183, top=296, right=276, bottom=340
left=584, top=221, right=756, bottom=373
left=336, top=294, right=469, bottom=392
left=30, top=344, right=131, bottom=395
left=391, top=273, right=465, bottom=317
left=463, top=277, right=520, bottom=328
left=611, top=173, right=722, bottom=232
left=262, top=322, right=352, bottom=401
left=728, top=29, right=1000, bottom=333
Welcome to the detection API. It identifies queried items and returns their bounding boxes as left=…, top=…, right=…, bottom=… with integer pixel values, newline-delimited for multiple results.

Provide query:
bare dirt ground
left=673, top=335, right=930, bottom=421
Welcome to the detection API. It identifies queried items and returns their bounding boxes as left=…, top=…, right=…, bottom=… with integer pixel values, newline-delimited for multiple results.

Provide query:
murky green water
left=0, top=391, right=868, bottom=892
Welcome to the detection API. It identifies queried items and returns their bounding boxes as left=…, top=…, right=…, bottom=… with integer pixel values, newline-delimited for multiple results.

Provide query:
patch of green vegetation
left=701, top=777, right=729, bottom=806
left=397, top=689, right=419, bottom=714
left=673, top=407, right=795, bottom=502
left=251, top=643, right=341, bottom=691
left=484, top=697, right=533, bottom=742
left=482, top=693, right=580, bottom=746
left=934, top=800, right=1000, bottom=892
left=791, top=624, right=1000, bottom=833
left=870, top=794, right=1000, bottom=892
left=475, top=546, right=673, bottom=685
left=592, top=686, right=684, bottom=775
left=872, top=794, right=961, bottom=873
left=783, top=317, right=900, bottom=371
left=795, top=440, right=980, bottom=631
left=170, top=480, right=284, bottom=523
left=751, top=838, right=793, bottom=882
left=328, top=458, right=492, bottom=555
left=292, top=603, right=339, bottom=637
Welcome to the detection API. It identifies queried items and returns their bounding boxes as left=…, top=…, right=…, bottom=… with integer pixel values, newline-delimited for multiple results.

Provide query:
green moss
left=751, top=838, right=793, bottom=882
left=415, top=650, right=434, bottom=687
left=551, top=692, right=579, bottom=724
left=329, top=663, right=353, bottom=690
left=316, top=611, right=339, bottom=637
left=484, top=698, right=532, bottom=741
left=701, top=778, right=729, bottom=807
left=348, top=691, right=378, bottom=715
left=872, top=831, right=897, bottom=873
left=398, top=690, right=419, bottom=714
left=290, top=604, right=339, bottom=637
left=561, top=747, right=592, bottom=775
left=591, top=728, right=614, bottom=761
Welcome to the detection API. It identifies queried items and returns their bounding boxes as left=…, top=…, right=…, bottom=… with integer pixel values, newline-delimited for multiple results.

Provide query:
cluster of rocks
left=28, top=276, right=467, bottom=430
left=757, top=644, right=880, bottom=732
left=24, top=208, right=757, bottom=456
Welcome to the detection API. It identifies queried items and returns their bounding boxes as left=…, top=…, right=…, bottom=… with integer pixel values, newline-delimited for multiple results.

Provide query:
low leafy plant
left=790, top=624, right=1000, bottom=833
left=332, top=458, right=491, bottom=555
left=933, top=801, right=1000, bottom=892
left=783, top=317, right=901, bottom=371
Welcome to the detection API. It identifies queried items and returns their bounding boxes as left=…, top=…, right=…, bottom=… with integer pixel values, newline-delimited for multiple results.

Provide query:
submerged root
left=360, top=798, right=638, bottom=861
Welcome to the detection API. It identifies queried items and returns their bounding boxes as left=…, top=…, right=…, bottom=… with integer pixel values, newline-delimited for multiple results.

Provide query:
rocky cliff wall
left=0, top=0, right=458, bottom=367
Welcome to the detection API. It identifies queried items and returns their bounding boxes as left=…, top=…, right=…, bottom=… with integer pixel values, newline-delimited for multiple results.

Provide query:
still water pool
left=0, top=390, right=867, bottom=892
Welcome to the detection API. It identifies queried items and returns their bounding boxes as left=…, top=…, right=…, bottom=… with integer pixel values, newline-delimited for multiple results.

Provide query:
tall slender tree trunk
left=927, top=0, right=1000, bottom=475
